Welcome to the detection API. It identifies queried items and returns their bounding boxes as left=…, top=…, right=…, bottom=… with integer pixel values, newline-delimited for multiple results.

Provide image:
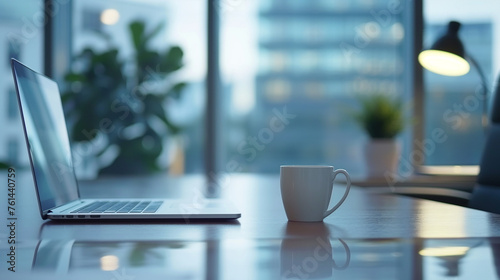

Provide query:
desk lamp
left=418, top=21, right=489, bottom=127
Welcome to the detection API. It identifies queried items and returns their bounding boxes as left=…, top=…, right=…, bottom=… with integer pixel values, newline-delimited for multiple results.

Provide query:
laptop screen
left=11, top=59, right=79, bottom=215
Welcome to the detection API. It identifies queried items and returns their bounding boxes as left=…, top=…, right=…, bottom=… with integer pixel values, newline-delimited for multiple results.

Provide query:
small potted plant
left=351, top=93, right=405, bottom=178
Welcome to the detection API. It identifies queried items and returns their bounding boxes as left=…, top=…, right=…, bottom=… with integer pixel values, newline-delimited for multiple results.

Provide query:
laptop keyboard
left=71, top=201, right=163, bottom=214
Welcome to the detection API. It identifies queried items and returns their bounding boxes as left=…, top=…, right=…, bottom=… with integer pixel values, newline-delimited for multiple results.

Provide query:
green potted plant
left=351, top=93, right=405, bottom=178
left=63, top=20, right=186, bottom=176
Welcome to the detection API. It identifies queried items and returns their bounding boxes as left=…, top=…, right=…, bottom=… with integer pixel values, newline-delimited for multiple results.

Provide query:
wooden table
left=1, top=171, right=500, bottom=279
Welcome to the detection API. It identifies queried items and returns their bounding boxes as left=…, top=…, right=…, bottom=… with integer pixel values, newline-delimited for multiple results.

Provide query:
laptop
left=11, top=59, right=240, bottom=220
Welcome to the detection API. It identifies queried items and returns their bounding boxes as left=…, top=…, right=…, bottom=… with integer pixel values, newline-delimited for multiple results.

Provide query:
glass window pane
left=423, top=1, right=500, bottom=167
left=0, top=0, right=44, bottom=167
left=67, top=0, right=206, bottom=178
left=221, top=0, right=410, bottom=177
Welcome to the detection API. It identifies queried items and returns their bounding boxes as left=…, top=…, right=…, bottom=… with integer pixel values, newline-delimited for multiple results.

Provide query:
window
left=60, top=0, right=206, bottom=178
left=220, top=0, right=411, bottom=177
left=0, top=1, right=43, bottom=167
left=422, top=0, right=500, bottom=173
left=46, top=0, right=500, bottom=180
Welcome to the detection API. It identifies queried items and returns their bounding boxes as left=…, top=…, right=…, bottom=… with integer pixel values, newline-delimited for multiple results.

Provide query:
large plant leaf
left=136, top=50, right=161, bottom=82
left=130, top=20, right=164, bottom=53
left=129, top=21, right=146, bottom=51
left=159, top=46, right=183, bottom=74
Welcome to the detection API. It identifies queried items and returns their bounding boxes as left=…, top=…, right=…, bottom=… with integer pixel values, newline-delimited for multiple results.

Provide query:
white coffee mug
left=280, top=165, right=351, bottom=222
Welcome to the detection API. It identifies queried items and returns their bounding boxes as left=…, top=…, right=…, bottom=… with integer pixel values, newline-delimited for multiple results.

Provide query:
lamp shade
left=418, top=21, right=470, bottom=76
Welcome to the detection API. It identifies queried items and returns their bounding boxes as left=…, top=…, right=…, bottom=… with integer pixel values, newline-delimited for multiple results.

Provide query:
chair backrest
left=469, top=79, right=500, bottom=213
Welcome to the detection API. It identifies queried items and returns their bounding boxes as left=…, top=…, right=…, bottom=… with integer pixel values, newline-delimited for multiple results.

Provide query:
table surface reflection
left=25, top=236, right=500, bottom=280
left=2, top=172, right=500, bottom=279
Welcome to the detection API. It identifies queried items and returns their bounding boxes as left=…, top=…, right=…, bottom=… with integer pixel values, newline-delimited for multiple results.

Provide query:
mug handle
left=323, top=169, right=351, bottom=218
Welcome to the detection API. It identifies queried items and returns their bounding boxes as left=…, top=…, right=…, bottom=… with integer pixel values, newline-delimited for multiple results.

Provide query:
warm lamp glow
left=419, top=246, right=470, bottom=257
left=100, top=9, right=120, bottom=25
left=418, top=50, right=470, bottom=76
left=100, top=255, right=119, bottom=271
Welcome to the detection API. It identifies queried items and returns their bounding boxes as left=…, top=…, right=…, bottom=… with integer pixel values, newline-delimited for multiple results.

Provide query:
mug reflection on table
left=280, top=222, right=351, bottom=279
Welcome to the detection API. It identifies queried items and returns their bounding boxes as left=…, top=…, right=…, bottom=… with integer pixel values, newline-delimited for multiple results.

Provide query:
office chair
left=371, top=78, right=500, bottom=213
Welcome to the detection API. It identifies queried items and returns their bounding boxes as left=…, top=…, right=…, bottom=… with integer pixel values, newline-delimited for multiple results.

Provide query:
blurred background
left=1, top=0, right=498, bottom=180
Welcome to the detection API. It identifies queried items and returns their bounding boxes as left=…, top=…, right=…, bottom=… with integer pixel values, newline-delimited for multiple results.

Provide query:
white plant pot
left=364, top=139, right=401, bottom=178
